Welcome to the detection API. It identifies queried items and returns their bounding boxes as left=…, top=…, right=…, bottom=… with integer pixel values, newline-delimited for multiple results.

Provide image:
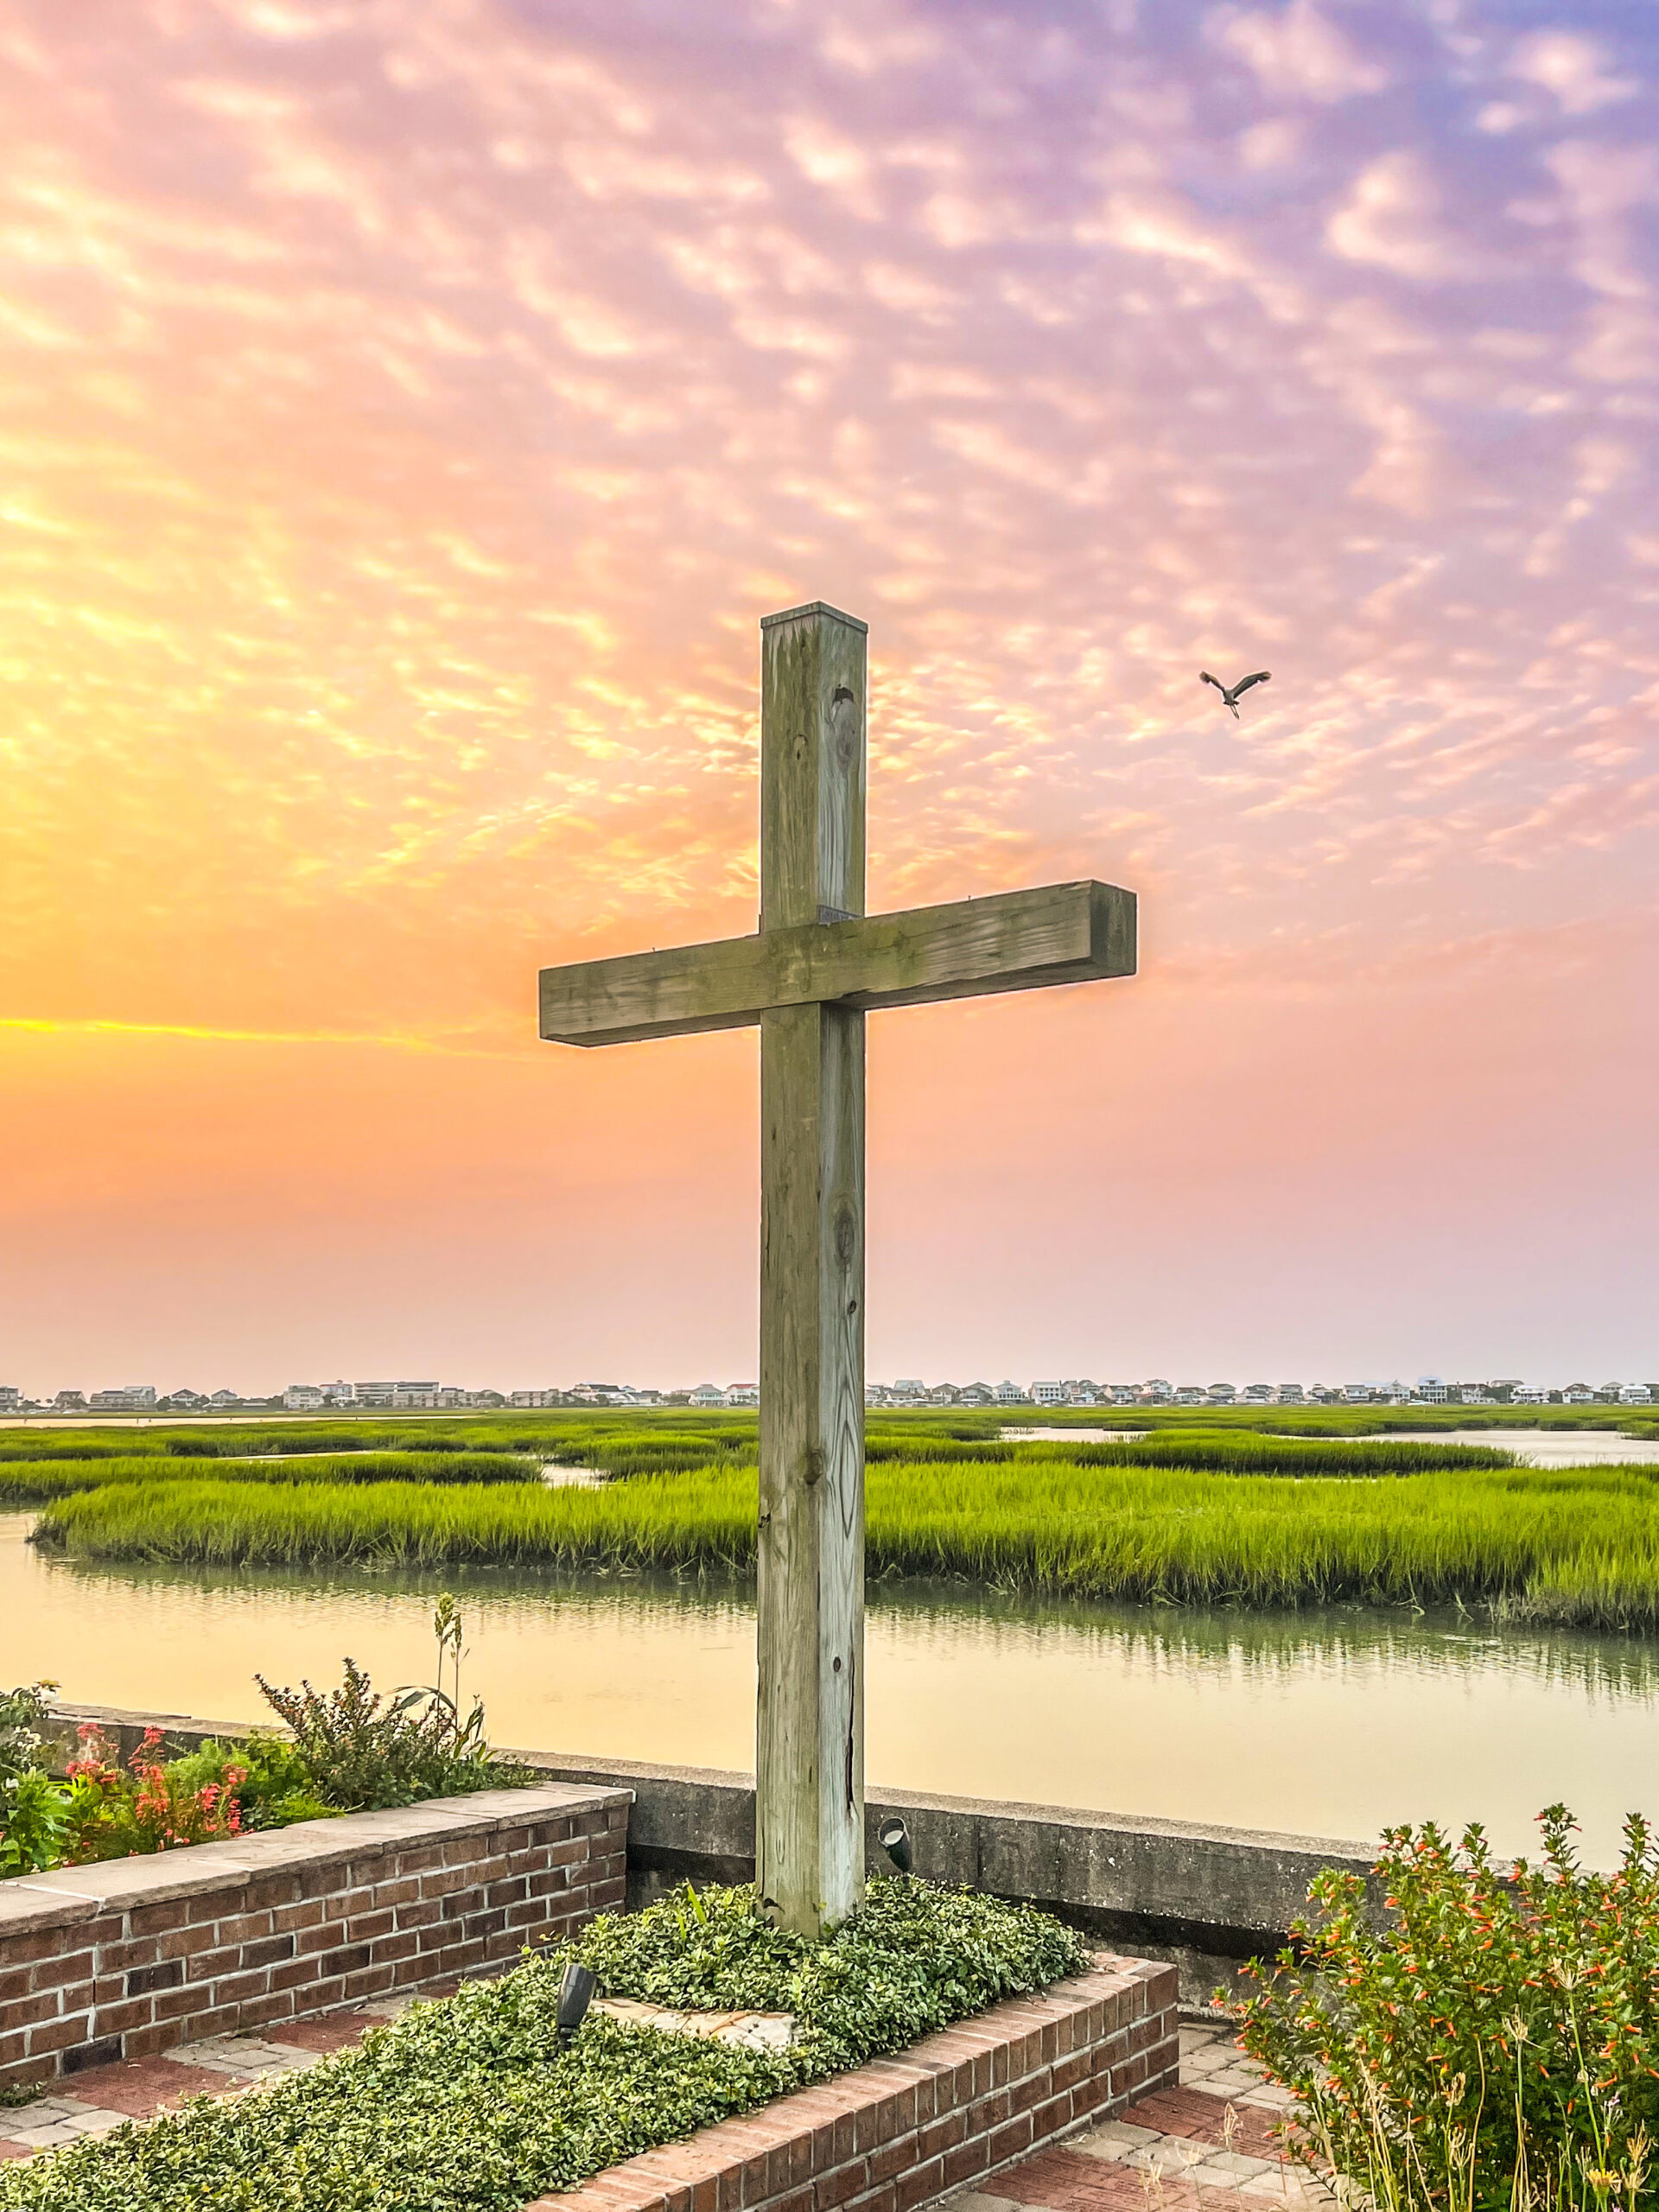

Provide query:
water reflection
left=9, top=1516, right=1659, bottom=1867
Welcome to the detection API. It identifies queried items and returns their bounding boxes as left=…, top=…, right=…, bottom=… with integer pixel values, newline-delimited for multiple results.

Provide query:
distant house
left=957, top=1383, right=995, bottom=1408
left=53, top=1390, right=86, bottom=1410
left=283, top=1385, right=326, bottom=1412
left=1206, top=1384, right=1236, bottom=1404
left=1341, top=1384, right=1373, bottom=1404
left=1141, top=1380, right=1173, bottom=1403
left=471, top=1389, right=509, bottom=1408
left=1274, top=1385, right=1305, bottom=1404
left=1173, top=1386, right=1205, bottom=1407
left=726, top=1383, right=759, bottom=1407
left=1243, top=1384, right=1274, bottom=1404
left=1415, top=1382, right=1450, bottom=1403
left=689, top=1384, right=727, bottom=1407
left=927, top=1384, right=962, bottom=1405
left=1108, top=1385, right=1141, bottom=1405
left=160, top=1389, right=210, bottom=1411
left=511, top=1390, right=563, bottom=1408
left=1620, top=1385, right=1653, bottom=1405
left=0, top=1387, right=20, bottom=1410
left=209, top=1389, right=246, bottom=1408
left=993, top=1381, right=1030, bottom=1405
left=1562, top=1384, right=1596, bottom=1405
left=1030, top=1382, right=1067, bottom=1407
left=891, top=1379, right=925, bottom=1404
left=1512, top=1385, right=1549, bottom=1405
left=90, top=1386, right=156, bottom=1412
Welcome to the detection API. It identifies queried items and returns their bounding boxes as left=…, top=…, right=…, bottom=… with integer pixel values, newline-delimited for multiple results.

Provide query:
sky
left=2, top=0, right=1656, bottom=1396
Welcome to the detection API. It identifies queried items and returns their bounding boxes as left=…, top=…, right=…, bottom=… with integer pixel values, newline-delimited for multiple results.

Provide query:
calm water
left=1001, top=1427, right=1659, bottom=1467
left=10, top=1516, right=1659, bottom=1866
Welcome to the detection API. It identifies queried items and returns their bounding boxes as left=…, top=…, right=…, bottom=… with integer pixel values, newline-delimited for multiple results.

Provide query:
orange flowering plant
left=62, top=1725, right=245, bottom=1863
left=1230, top=1806, right=1658, bottom=2212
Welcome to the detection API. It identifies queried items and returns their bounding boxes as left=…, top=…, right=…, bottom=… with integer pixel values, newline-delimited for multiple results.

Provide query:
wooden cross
left=538, top=601, right=1136, bottom=1936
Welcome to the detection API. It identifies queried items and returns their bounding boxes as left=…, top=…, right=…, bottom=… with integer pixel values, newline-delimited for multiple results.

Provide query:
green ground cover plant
left=1233, top=1807, right=1659, bottom=2212
left=0, top=1876, right=1088, bottom=2212
left=29, top=1455, right=1659, bottom=1626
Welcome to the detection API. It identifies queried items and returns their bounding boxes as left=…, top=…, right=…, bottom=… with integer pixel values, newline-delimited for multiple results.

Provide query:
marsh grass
left=0, top=1453, right=538, bottom=1506
left=30, top=1457, right=1659, bottom=1627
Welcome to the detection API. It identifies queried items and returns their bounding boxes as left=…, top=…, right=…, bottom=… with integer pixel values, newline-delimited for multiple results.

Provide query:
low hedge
left=0, top=1878, right=1090, bottom=2211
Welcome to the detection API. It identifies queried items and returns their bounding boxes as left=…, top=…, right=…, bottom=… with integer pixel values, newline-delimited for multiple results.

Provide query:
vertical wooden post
left=756, top=602, right=868, bottom=1936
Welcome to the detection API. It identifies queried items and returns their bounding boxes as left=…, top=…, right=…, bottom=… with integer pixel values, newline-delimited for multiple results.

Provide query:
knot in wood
left=831, top=1197, right=857, bottom=1269
left=803, top=1446, right=826, bottom=1489
left=829, top=686, right=858, bottom=772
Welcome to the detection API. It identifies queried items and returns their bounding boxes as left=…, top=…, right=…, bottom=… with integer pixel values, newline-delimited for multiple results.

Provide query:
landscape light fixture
left=877, top=1816, right=912, bottom=1875
left=556, top=1961, right=597, bottom=2045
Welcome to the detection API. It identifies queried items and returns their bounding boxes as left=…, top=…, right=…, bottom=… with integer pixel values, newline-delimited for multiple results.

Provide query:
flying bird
left=1200, top=669, right=1271, bottom=718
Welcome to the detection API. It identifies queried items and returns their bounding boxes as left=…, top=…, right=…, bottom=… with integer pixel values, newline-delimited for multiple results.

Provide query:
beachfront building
left=1274, top=1385, right=1306, bottom=1403
left=1173, top=1385, right=1205, bottom=1406
left=283, top=1385, right=327, bottom=1411
left=89, top=1386, right=156, bottom=1411
left=1141, top=1379, right=1173, bottom=1402
left=1030, top=1382, right=1067, bottom=1406
left=688, top=1383, right=727, bottom=1407
left=1206, top=1383, right=1236, bottom=1404
left=726, top=1383, right=759, bottom=1406
left=994, top=1381, right=1030, bottom=1404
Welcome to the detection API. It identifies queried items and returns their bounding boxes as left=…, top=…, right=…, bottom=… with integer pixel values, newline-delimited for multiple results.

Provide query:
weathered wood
left=760, top=601, right=867, bottom=930
left=757, top=999, right=865, bottom=1934
left=538, top=880, right=1136, bottom=1046
left=755, top=603, right=867, bottom=1937
left=537, top=596, right=1140, bottom=1941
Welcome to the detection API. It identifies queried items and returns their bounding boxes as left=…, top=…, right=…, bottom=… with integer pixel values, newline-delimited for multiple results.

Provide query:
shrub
left=163, top=1735, right=334, bottom=1830
left=59, top=1726, right=245, bottom=1862
left=0, top=1684, right=54, bottom=1790
left=255, top=1601, right=531, bottom=1811
left=1231, top=1806, right=1659, bottom=2212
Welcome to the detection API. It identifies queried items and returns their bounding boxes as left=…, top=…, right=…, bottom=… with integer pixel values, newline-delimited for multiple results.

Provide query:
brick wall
left=533, top=1956, right=1179, bottom=2212
left=0, top=1779, right=630, bottom=2089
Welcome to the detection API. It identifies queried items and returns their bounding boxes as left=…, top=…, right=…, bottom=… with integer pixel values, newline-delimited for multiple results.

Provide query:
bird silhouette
left=1200, top=669, right=1271, bottom=718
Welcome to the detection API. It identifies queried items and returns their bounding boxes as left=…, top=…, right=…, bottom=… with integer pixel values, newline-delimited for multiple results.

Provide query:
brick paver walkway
left=960, top=2024, right=1327, bottom=2212
left=0, top=2004, right=1325, bottom=2211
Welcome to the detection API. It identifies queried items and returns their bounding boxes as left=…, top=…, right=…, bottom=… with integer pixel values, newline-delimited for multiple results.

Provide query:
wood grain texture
left=760, top=603, right=867, bottom=931
left=756, top=999, right=864, bottom=1936
left=538, top=880, right=1136, bottom=1045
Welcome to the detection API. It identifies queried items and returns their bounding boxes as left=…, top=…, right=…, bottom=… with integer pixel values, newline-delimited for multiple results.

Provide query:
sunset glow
left=3, top=0, right=1655, bottom=1392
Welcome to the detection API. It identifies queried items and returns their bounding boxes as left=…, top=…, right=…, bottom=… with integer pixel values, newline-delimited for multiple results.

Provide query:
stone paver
left=980, top=2019, right=1332, bottom=2212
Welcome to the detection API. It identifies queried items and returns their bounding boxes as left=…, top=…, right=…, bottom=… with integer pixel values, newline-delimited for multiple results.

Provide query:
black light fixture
left=877, top=1815, right=912, bottom=1874
left=556, top=1961, right=597, bottom=2045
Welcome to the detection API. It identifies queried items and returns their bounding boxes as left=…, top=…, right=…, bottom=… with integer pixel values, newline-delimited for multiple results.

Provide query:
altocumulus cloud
left=0, top=0, right=1653, bottom=1046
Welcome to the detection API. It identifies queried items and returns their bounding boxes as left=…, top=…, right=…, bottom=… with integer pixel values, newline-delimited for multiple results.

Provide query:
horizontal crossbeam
left=539, top=880, right=1135, bottom=1047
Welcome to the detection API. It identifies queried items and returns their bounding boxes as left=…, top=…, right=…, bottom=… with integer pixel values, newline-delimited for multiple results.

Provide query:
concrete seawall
left=47, top=1704, right=1382, bottom=2005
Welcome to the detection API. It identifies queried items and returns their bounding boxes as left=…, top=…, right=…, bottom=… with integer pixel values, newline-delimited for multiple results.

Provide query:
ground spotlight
left=877, top=1816, right=912, bottom=1874
left=556, top=1961, right=597, bottom=2045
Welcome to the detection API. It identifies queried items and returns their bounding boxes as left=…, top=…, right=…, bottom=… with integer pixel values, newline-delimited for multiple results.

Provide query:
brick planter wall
left=535, top=1956, right=1179, bottom=2212
left=0, top=1779, right=629, bottom=2089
